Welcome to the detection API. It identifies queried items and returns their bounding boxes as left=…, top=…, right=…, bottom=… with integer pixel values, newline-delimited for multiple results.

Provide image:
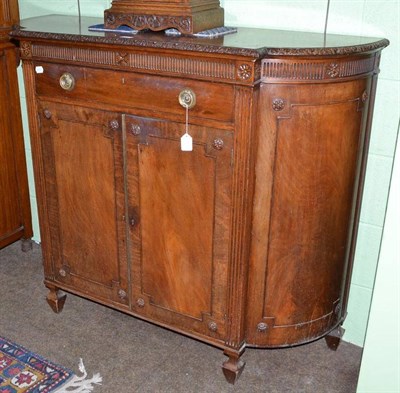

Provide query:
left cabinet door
left=38, top=101, right=129, bottom=307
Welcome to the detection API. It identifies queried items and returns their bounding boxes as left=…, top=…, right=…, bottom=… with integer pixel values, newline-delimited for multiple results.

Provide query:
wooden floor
left=0, top=241, right=363, bottom=393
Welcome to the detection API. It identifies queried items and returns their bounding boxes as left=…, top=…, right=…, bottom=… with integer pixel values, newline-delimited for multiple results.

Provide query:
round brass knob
left=59, top=72, right=75, bottom=91
left=178, top=88, right=196, bottom=109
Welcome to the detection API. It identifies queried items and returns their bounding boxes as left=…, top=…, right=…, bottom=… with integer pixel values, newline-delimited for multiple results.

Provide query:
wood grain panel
left=265, top=101, right=361, bottom=322
left=140, top=137, right=214, bottom=318
left=38, top=102, right=129, bottom=305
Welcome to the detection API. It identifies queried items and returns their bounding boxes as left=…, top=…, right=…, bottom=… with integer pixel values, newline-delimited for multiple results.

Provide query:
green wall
left=18, top=0, right=399, bottom=350
left=357, top=124, right=399, bottom=392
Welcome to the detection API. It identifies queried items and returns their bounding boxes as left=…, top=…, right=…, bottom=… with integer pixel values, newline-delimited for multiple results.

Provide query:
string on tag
left=181, top=102, right=193, bottom=151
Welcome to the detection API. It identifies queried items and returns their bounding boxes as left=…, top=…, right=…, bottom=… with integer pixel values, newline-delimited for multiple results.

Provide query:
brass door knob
left=178, top=88, right=196, bottom=109
left=59, top=72, right=75, bottom=91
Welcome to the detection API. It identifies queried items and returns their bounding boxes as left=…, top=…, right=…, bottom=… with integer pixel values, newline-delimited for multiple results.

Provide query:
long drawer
left=33, top=62, right=235, bottom=123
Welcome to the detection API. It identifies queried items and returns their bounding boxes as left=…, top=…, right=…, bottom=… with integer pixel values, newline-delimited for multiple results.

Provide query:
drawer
left=34, top=62, right=235, bottom=123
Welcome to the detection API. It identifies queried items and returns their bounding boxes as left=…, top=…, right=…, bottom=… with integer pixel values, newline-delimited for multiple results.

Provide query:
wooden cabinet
left=13, top=15, right=388, bottom=383
left=0, top=0, right=32, bottom=250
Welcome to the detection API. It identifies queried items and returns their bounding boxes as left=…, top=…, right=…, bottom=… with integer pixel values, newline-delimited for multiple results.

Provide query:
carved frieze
left=262, top=56, right=377, bottom=83
left=26, top=44, right=238, bottom=83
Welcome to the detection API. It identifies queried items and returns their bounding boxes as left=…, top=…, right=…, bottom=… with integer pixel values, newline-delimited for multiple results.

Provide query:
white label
left=35, top=66, right=44, bottom=74
left=181, top=133, right=193, bottom=151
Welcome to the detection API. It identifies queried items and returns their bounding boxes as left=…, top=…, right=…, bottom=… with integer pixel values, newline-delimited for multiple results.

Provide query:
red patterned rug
left=0, top=336, right=101, bottom=392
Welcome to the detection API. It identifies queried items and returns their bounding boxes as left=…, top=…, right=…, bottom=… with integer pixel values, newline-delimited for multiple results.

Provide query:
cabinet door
left=38, top=101, right=129, bottom=307
left=126, top=115, right=233, bottom=342
left=247, top=78, right=372, bottom=346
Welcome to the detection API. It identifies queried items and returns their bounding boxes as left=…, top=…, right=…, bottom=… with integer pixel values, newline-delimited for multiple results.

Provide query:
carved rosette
left=130, top=124, right=141, bottom=135
left=136, top=298, right=145, bottom=308
left=20, top=41, right=32, bottom=58
left=212, top=138, right=224, bottom=150
left=43, top=109, right=52, bottom=120
left=272, top=98, right=285, bottom=111
left=109, top=119, right=120, bottom=130
left=257, top=322, right=268, bottom=332
left=326, top=63, right=340, bottom=78
left=237, top=64, right=252, bottom=81
left=105, top=13, right=192, bottom=34
left=116, top=52, right=129, bottom=66
left=58, top=265, right=70, bottom=278
left=208, top=321, right=218, bottom=332
left=118, top=289, right=127, bottom=300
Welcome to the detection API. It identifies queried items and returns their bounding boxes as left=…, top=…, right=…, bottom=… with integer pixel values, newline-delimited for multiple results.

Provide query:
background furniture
left=0, top=0, right=32, bottom=250
left=13, top=14, right=387, bottom=383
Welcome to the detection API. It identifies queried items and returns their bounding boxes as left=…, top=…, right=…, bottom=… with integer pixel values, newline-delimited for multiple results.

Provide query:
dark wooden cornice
left=11, top=26, right=389, bottom=59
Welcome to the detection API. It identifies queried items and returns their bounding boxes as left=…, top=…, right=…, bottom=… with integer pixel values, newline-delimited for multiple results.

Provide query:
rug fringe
left=54, top=359, right=102, bottom=392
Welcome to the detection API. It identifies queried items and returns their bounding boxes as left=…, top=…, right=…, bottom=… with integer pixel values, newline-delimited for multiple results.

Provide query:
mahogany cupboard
left=0, top=0, right=32, bottom=250
left=12, top=15, right=388, bottom=383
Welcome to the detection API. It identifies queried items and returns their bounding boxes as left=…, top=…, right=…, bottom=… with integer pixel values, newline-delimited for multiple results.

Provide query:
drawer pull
left=178, top=88, right=196, bottom=109
left=59, top=72, right=75, bottom=91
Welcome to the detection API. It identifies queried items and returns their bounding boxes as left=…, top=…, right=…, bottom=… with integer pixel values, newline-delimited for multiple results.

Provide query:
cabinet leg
left=325, top=326, right=345, bottom=351
left=21, top=238, right=33, bottom=252
left=222, top=349, right=246, bottom=384
left=46, top=285, right=67, bottom=313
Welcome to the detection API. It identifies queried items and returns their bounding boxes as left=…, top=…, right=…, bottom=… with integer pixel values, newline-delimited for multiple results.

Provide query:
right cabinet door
left=125, top=114, right=233, bottom=343
left=247, top=78, right=372, bottom=346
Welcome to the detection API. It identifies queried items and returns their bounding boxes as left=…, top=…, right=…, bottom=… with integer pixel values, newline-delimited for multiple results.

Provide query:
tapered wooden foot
left=222, top=349, right=246, bottom=384
left=46, top=285, right=67, bottom=313
left=325, top=326, right=345, bottom=351
left=21, top=238, right=33, bottom=252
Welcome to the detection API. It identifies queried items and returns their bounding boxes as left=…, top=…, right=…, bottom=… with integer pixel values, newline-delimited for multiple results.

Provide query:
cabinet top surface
left=12, top=15, right=388, bottom=58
